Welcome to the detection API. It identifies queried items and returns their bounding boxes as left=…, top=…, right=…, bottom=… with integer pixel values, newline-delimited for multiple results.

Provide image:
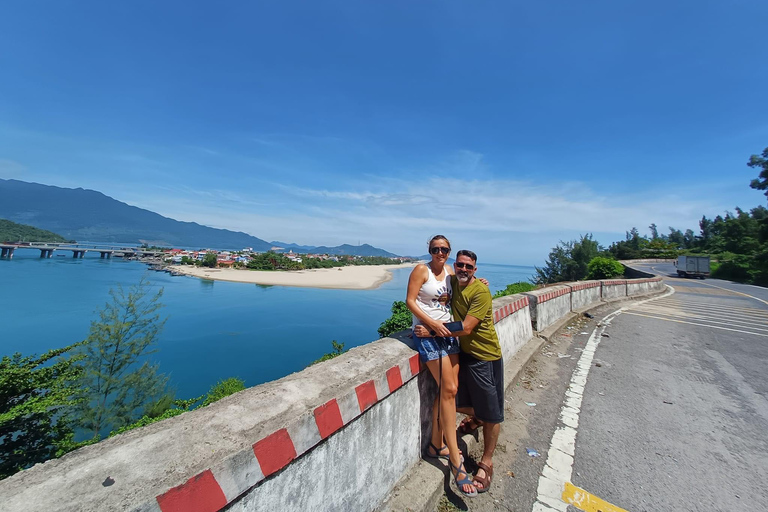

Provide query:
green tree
left=378, top=301, right=412, bottom=337
left=748, top=147, right=768, bottom=197
left=75, top=279, right=169, bottom=438
left=534, top=234, right=600, bottom=284
left=0, top=344, right=84, bottom=479
left=586, top=257, right=624, bottom=280
left=309, top=341, right=347, bottom=366
left=201, top=253, right=218, bottom=268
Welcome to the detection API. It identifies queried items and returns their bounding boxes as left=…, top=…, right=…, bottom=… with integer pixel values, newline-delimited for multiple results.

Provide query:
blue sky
left=1, top=1, right=767, bottom=264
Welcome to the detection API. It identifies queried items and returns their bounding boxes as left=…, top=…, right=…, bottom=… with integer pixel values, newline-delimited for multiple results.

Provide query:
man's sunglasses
left=455, top=262, right=475, bottom=270
left=430, top=247, right=450, bottom=255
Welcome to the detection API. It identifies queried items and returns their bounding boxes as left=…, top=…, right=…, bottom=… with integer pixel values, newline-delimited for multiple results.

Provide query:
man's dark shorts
left=456, top=352, right=504, bottom=424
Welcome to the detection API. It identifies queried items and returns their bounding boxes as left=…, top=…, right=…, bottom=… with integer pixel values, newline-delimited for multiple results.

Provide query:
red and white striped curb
left=535, top=287, right=570, bottom=303
left=568, top=281, right=600, bottom=291
left=493, top=296, right=529, bottom=323
left=136, top=354, right=422, bottom=512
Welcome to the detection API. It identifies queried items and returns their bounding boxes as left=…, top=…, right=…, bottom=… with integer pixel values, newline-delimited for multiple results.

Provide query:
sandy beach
left=169, top=262, right=417, bottom=290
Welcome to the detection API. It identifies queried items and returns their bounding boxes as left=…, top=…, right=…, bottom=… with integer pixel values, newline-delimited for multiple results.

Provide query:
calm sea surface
left=0, top=252, right=534, bottom=399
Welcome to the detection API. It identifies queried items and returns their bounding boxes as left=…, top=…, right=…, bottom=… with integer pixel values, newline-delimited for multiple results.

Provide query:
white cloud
left=0, top=159, right=26, bottom=178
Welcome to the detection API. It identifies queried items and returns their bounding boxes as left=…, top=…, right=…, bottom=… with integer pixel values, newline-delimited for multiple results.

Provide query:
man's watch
left=429, top=330, right=436, bottom=336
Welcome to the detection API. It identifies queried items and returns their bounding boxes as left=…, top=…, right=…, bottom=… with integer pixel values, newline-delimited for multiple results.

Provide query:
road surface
left=448, top=263, right=768, bottom=512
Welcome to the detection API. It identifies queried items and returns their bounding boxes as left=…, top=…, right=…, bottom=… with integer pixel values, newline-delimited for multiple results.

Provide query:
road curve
left=492, top=264, right=768, bottom=512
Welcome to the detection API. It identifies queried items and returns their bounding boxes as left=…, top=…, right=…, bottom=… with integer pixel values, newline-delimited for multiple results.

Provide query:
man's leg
left=474, top=421, right=500, bottom=491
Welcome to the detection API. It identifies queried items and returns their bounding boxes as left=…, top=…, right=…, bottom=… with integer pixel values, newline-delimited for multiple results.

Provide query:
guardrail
left=0, top=270, right=665, bottom=512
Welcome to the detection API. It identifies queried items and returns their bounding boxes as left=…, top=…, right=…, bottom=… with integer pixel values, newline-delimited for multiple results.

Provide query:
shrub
left=309, top=341, right=347, bottom=366
left=201, top=377, right=246, bottom=407
left=586, top=257, right=624, bottom=280
left=377, top=301, right=412, bottom=338
left=493, top=282, right=535, bottom=298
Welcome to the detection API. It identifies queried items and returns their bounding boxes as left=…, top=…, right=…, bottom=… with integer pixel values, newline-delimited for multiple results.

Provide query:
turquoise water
left=0, top=252, right=534, bottom=399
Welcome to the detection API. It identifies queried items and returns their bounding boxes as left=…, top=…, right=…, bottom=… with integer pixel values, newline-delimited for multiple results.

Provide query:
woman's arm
left=406, top=265, right=452, bottom=337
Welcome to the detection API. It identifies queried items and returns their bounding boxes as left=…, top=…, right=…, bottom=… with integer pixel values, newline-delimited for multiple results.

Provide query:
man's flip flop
left=424, top=442, right=449, bottom=461
left=473, top=461, right=493, bottom=493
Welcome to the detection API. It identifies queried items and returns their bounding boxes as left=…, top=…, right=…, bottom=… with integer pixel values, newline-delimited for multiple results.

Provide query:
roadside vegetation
left=0, top=219, right=69, bottom=243
left=0, top=280, right=246, bottom=480
left=535, top=147, right=768, bottom=286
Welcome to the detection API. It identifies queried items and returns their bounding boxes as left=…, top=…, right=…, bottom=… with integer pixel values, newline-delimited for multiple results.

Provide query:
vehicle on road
left=676, top=255, right=710, bottom=278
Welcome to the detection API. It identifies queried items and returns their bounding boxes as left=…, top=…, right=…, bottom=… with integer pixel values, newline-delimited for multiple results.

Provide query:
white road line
left=623, top=311, right=768, bottom=337
left=648, top=300, right=768, bottom=316
left=690, top=281, right=768, bottom=306
left=532, top=286, right=675, bottom=511
left=630, top=306, right=768, bottom=331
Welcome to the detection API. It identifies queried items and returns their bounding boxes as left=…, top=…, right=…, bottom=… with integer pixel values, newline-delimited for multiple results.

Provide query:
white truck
left=676, top=255, right=711, bottom=279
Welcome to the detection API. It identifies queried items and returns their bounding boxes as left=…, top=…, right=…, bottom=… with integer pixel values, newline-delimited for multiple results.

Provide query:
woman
left=406, top=235, right=477, bottom=497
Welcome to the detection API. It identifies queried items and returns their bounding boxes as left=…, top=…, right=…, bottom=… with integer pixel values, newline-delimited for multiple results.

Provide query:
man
left=415, top=249, right=503, bottom=493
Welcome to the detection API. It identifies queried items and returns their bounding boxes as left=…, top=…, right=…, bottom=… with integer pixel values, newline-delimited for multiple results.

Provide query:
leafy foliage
left=74, top=279, right=169, bottom=438
left=492, top=281, right=535, bottom=298
left=201, top=253, right=218, bottom=268
left=377, top=301, right=413, bottom=338
left=245, top=251, right=404, bottom=271
left=309, top=341, right=347, bottom=366
left=586, top=257, right=624, bottom=280
left=0, top=344, right=84, bottom=479
left=201, top=377, right=246, bottom=407
left=0, top=218, right=68, bottom=243
left=109, top=377, right=246, bottom=437
left=533, top=234, right=601, bottom=284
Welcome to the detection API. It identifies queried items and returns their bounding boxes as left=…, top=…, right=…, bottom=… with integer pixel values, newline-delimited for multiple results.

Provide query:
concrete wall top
left=601, top=279, right=627, bottom=285
left=568, top=280, right=601, bottom=291
left=0, top=336, right=422, bottom=512
left=524, top=284, right=571, bottom=303
left=491, top=293, right=530, bottom=323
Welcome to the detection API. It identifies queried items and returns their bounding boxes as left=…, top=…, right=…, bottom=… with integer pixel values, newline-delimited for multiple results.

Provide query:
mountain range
left=0, top=179, right=398, bottom=257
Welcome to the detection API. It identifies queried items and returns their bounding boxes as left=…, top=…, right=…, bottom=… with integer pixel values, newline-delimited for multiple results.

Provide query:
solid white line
left=532, top=286, right=675, bottom=511
left=692, top=281, right=768, bottom=306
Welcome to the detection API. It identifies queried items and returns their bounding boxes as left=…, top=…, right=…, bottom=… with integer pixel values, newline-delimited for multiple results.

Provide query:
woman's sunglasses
left=430, top=247, right=450, bottom=255
left=455, top=262, right=475, bottom=270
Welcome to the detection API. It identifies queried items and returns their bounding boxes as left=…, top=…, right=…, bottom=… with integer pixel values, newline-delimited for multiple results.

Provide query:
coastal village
left=163, top=247, right=414, bottom=267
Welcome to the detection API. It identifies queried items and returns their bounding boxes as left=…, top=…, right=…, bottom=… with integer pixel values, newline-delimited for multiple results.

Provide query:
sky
left=1, top=1, right=767, bottom=265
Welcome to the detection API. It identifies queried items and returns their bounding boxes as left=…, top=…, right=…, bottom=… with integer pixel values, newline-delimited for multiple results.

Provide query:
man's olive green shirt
left=450, top=276, right=502, bottom=361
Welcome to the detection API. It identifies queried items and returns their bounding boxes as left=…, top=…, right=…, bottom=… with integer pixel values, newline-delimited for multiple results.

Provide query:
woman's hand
left=479, top=277, right=489, bottom=286
left=414, top=325, right=430, bottom=337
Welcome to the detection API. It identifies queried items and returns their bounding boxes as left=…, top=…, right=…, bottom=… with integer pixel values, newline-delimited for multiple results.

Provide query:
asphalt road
left=481, top=264, right=768, bottom=512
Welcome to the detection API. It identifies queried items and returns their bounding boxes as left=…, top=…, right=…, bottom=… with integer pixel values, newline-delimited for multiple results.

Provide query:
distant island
left=0, top=179, right=398, bottom=257
left=0, top=219, right=69, bottom=244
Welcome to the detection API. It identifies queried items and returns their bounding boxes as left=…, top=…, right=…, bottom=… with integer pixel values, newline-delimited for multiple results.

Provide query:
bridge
left=0, top=242, right=164, bottom=260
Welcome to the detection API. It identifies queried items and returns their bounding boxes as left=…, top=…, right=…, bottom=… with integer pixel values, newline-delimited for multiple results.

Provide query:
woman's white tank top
left=412, top=265, right=453, bottom=328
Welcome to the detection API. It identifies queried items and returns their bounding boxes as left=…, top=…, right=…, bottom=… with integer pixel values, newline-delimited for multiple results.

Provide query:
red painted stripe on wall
left=314, top=399, right=344, bottom=440
left=409, top=354, right=420, bottom=377
left=355, top=380, right=378, bottom=412
left=253, top=429, right=297, bottom=477
left=386, top=366, right=403, bottom=392
left=156, top=470, right=228, bottom=512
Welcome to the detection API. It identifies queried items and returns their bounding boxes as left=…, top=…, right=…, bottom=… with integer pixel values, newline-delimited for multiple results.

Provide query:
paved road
left=481, top=265, right=768, bottom=512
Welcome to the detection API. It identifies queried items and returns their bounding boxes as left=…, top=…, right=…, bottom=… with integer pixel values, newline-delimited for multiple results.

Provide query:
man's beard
left=456, top=272, right=471, bottom=285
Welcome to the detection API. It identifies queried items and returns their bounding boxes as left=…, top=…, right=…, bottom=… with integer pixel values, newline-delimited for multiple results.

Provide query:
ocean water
left=0, top=252, right=534, bottom=399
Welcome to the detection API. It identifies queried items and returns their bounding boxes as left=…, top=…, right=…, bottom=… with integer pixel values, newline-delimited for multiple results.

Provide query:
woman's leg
left=425, top=354, right=475, bottom=494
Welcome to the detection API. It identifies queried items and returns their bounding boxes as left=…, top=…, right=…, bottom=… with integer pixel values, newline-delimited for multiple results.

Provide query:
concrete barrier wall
left=0, top=275, right=664, bottom=512
left=522, top=285, right=572, bottom=331
left=492, top=294, right=533, bottom=362
left=569, top=281, right=602, bottom=311
left=601, top=279, right=627, bottom=300
left=627, top=277, right=664, bottom=296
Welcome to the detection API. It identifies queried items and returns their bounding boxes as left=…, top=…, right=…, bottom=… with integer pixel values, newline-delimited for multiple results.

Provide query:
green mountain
left=0, top=219, right=68, bottom=243
left=0, top=179, right=400, bottom=256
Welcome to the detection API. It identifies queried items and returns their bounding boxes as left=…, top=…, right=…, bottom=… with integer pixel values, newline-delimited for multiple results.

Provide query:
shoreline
left=168, top=262, right=417, bottom=290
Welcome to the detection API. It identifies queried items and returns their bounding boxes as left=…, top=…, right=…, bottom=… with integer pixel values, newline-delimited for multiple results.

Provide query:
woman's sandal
left=473, top=461, right=493, bottom=493
left=424, top=442, right=450, bottom=461
left=449, top=458, right=478, bottom=497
